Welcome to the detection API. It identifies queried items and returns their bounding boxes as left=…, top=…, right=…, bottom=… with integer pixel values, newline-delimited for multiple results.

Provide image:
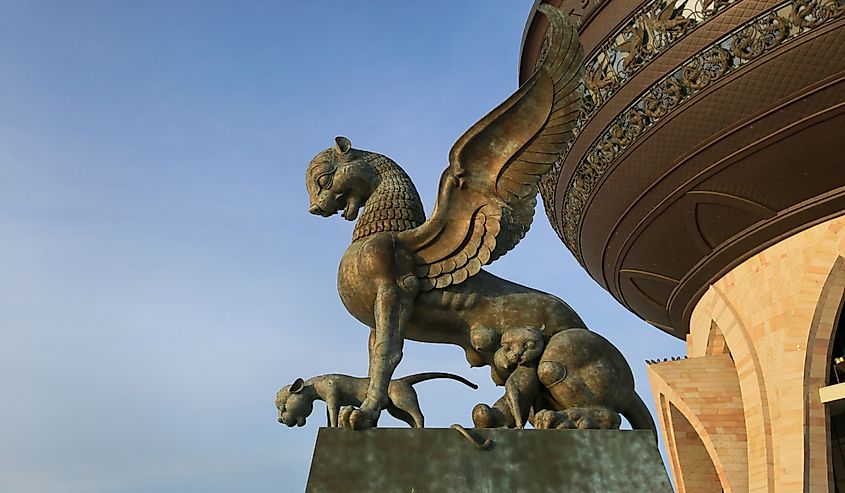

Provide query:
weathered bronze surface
left=306, top=428, right=672, bottom=492
left=298, top=5, right=655, bottom=433
left=472, top=327, right=545, bottom=429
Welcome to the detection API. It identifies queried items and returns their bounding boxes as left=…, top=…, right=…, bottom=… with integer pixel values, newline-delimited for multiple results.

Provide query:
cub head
left=275, top=378, right=313, bottom=427
left=306, top=136, right=379, bottom=222
left=494, top=327, right=545, bottom=372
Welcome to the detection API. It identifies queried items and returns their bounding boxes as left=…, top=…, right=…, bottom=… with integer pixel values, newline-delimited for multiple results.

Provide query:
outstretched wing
left=397, top=5, right=584, bottom=291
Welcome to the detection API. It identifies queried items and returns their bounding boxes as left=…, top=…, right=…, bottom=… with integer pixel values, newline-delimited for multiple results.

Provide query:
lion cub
left=276, top=372, right=477, bottom=428
left=472, top=327, right=544, bottom=429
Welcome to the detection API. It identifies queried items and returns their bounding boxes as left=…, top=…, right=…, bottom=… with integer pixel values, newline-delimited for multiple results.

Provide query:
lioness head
left=275, top=378, right=312, bottom=427
left=306, top=136, right=379, bottom=222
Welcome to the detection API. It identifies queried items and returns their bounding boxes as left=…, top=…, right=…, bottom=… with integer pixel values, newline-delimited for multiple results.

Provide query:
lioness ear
left=290, top=378, right=305, bottom=394
left=335, top=136, right=352, bottom=154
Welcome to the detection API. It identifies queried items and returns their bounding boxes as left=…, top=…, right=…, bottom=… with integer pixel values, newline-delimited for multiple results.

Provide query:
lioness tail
left=399, top=372, right=478, bottom=389
left=622, top=391, right=658, bottom=443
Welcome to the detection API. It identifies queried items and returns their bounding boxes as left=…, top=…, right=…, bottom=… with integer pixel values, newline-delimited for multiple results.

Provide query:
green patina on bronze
left=306, top=428, right=673, bottom=493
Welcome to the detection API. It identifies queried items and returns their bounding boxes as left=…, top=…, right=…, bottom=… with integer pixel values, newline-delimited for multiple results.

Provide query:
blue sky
left=0, top=2, right=685, bottom=491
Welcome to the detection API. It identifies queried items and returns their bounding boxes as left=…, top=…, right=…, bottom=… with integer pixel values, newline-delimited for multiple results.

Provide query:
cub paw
left=536, top=407, right=621, bottom=430
left=568, top=406, right=621, bottom=429
left=533, top=409, right=572, bottom=429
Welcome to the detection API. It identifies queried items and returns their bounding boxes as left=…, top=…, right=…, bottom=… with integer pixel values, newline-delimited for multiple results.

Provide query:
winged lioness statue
left=303, top=5, right=654, bottom=433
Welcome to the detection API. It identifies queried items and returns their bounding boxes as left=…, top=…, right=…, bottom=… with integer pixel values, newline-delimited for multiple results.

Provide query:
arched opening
left=814, top=256, right=845, bottom=492
left=828, top=291, right=845, bottom=492
left=705, top=320, right=730, bottom=357
left=668, top=403, right=723, bottom=492
left=829, top=307, right=845, bottom=385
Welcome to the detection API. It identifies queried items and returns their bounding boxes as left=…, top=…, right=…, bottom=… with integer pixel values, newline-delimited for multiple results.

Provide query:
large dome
left=522, top=0, right=845, bottom=338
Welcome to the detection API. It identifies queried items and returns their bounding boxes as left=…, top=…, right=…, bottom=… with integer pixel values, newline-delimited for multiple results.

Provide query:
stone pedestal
left=305, top=428, right=671, bottom=492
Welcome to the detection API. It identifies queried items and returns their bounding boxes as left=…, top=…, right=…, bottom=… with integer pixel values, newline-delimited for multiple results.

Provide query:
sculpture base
left=305, top=428, right=672, bottom=492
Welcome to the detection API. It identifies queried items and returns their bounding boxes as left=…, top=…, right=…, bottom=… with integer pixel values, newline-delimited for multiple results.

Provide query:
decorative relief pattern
left=581, top=0, right=740, bottom=124
left=540, top=0, right=745, bottom=250
left=542, top=0, right=845, bottom=261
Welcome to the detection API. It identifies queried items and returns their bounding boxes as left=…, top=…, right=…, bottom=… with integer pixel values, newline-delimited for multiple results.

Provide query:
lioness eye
left=317, top=173, right=333, bottom=189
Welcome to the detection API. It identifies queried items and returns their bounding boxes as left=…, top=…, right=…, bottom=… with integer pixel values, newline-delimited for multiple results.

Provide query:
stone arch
left=707, top=286, right=774, bottom=491
left=649, top=356, right=744, bottom=492
left=705, top=319, right=729, bottom=356
left=658, top=393, right=684, bottom=487
left=803, top=255, right=845, bottom=490
left=667, top=402, right=722, bottom=492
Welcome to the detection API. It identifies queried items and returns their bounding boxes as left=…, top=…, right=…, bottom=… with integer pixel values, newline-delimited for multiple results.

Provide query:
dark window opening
left=830, top=305, right=845, bottom=384
left=829, top=300, right=845, bottom=493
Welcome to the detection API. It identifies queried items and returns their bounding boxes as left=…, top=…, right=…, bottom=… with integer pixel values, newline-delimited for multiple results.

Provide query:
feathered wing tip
left=529, top=4, right=585, bottom=149
left=398, top=5, right=586, bottom=291
left=536, top=3, right=584, bottom=84
left=487, top=5, right=585, bottom=259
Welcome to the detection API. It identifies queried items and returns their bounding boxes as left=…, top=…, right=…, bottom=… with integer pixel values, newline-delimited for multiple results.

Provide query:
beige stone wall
left=668, top=402, right=724, bottom=492
left=648, top=354, right=747, bottom=491
left=648, top=215, right=845, bottom=492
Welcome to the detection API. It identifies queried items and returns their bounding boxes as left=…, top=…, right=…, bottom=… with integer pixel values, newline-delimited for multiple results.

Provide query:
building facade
left=649, top=217, right=845, bottom=491
left=520, top=0, right=845, bottom=490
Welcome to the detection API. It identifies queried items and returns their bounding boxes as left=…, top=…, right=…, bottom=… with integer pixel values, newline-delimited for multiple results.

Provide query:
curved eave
left=520, top=1, right=845, bottom=340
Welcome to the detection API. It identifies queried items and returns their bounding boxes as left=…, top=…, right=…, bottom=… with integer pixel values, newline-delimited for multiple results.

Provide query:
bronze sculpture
left=471, top=327, right=545, bottom=429
left=276, top=373, right=476, bottom=428
left=300, top=4, right=655, bottom=433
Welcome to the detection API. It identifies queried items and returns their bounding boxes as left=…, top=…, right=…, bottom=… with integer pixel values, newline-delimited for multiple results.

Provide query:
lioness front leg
left=342, top=282, right=413, bottom=430
left=326, top=398, right=340, bottom=427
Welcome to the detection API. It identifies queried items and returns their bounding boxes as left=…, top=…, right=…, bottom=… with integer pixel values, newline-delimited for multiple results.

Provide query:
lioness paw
left=338, top=406, right=379, bottom=430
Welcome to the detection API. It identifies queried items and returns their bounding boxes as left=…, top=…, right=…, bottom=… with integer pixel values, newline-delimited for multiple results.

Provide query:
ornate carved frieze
left=540, top=0, right=747, bottom=252
left=544, top=0, right=844, bottom=261
left=581, top=0, right=739, bottom=121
